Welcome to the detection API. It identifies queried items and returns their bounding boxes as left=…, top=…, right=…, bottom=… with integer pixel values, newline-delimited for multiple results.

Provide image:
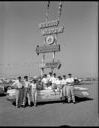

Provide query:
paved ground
left=0, top=81, right=99, bottom=126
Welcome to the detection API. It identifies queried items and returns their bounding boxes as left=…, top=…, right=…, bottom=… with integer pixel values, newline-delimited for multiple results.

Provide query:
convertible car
left=6, top=85, right=89, bottom=103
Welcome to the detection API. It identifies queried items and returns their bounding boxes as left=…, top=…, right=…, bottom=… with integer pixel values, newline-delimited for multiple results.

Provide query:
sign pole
left=41, top=1, right=50, bottom=76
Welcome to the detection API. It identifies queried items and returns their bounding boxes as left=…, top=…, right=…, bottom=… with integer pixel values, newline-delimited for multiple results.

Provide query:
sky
left=0, top=1, right=98, bottom=78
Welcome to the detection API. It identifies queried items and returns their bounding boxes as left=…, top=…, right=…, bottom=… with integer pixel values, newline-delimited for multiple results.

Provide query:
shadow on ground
left=0, top=93, right=7, bottom=97
left=37, top=96, right=93, bottom=106
left=74, top=96, right=93, bottom=103
left=11, top=96, right=93, bottom=107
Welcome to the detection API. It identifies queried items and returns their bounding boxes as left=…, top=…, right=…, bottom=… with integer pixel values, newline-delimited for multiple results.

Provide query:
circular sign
left=46, top=35, right=54, bottom=45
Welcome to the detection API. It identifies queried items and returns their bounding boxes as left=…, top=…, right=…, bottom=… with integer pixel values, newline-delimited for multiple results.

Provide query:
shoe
left=73, top=101, right=76, bottom=104
left=22, top=105, right=25, bottom=108
left=34, top=104, right=37, bottom=107
left=16, top=106, right=20, bottom=108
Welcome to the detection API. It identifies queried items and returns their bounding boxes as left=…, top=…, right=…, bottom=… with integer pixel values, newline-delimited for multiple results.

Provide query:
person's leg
left=65, top=86, right=67, bottom=97
left=21, top=88, right=25, bottom=105
left=52, top=84, right=56, bottom=94
left=19, top=88, right=23, bottom=106
left=71, top=86, right=75, bottom=103
left=27, top=90, right=31, bottom=106
left=16, top=90, right=19, bottom=107
left=34, top=90, right=37, bottom=106
left=62, top=85, right=65, bottom=98
left=66, top=86, right=71, bottom=103
left=22, top=88, right=27, bottom=106
left=31, top=89, right=35, bottom=106
left=19, top=88, right=23, bottom=107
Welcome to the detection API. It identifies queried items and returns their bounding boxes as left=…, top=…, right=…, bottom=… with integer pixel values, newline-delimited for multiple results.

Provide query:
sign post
left=36, top=1, right=64, bottom=75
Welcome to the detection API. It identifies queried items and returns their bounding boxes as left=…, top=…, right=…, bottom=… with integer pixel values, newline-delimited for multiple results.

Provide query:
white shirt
left=51, top=77, right=57, bottom=84
left=24, top=81, right=30, bottom=88
left=66, top=77, right=74, bottom=86
left=30, top=83, right=36, bottom=89
left=48, top=76, right=53, bottom=82
left=55, top=79, right=61, bottom=85
left=42, top=78, right=48, bottom=84
left=61, top=79, right=67, bottom=85
left=12, top=80, right=22, bottom=89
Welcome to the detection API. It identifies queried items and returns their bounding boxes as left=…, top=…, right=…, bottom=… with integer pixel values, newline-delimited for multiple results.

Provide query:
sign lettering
left=41, top=26, right=64, bottom=36
left=40, top=61, right=61, bottom=69
left=39, top=19, right=59, bottom=29
left=36, top=44, right=60, bottom=55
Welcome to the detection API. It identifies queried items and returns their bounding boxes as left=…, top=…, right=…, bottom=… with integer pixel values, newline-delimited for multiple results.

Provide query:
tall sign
left=36, top=1, right=64, bottom=76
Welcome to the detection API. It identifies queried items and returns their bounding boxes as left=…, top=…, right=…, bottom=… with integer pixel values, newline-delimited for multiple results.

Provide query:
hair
left=17, top=76, right=21, bottom=81
left=68, top=73, right=72, bottom=76
left=53, top=73, right=56, bottom=76
left=63, top=75, right=66, bottom=78
left=49, top=72, right=52, bottom=75
left=44, top=74, right=47, bottom=77
left=32, top=79, right=37, bottom=83
left=24, top=76, right=28, bottom=80
left=58, top=76, right=62, bottom=80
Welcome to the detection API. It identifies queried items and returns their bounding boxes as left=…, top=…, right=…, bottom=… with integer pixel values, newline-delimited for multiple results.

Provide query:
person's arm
left=71, top=78, right=74, bottom=86
left=11, top=81, right=18, bottom=89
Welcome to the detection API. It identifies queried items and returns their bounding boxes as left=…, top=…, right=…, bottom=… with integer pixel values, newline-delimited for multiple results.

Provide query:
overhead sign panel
left=36, top=44, right=60, bottom=55
left=45, top=61, right=60, bottom=68
left=41, top=26, right=64, bottom=36
left=39, top=19, right=59, bottom=29
left=40, top=61, right=61, bottom=69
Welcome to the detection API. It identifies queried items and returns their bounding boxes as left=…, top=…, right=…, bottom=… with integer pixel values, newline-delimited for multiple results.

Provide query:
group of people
left=12, top=76, right=37, bottom=108
left=12, top=72, right=76, bottom=108
left=41, top=72, right=75, bottom=104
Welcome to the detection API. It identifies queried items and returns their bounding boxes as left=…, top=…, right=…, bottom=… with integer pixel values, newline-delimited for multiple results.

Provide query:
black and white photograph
left=0, top=1, right=98, bottom=126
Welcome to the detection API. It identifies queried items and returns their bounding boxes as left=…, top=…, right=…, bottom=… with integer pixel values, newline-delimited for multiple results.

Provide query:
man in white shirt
left=41, top=74, right=48, bottom=89
left=22, top=76, right=31, bottom=107
left=51, top=73, right=57, bottom=87
left=61, top=75, right=67, bottom=99
left=12, top=76, right=22, bottom=108
left=51, top=73, right=58, bottom=93
left=47, top=72, right=53, bottom=86
left=30, top=79, right=37, bottom=107
left=66, top=74, right=75, bottom=103
left=55, top=76, right=63, bottom=96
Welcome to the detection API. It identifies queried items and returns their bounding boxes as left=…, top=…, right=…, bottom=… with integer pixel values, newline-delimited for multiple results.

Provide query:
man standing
left=12, top=76, right=22, bottom=108
left=22, top=76, right=31, bottom=107
left=30, top=79, right=37, bottom=107
left=66, top=74, right=75, bottom=103
left=41, top=74, right=48, bottom=89
left=47, top=72, right=53, bottom=86
left=61, top=75, right=67, bottom=99
left=55, top=76, right=62, bottom=95
left=51, top=73, right=57, bottom=93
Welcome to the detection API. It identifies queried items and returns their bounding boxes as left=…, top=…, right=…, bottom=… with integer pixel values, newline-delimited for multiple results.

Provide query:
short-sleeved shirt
left=66, top=78, right=74, bottom=86
left=51, top=77, right=57, bottom=84
left=61, top=79, right=67, bottom=85
left=55, top=79, right=61, bottom=85
left=12, top=80, right=22, bottom=89
left=23, top=81, right=30, bottom=88
left=30, top=83, right=36, bottom=89
left=42, top=78, right=48, bottom=84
